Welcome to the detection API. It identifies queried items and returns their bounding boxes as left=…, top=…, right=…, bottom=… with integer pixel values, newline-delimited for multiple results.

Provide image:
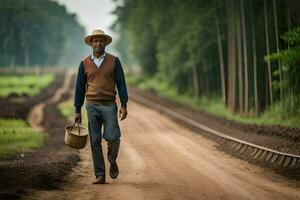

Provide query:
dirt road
left=27, top=70, right=75, bottom=132
left=25, top=101, right=300, bottom=200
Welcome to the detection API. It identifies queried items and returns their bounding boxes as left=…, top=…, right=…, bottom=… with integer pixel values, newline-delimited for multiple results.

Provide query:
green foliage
left=0, top=74, right=54, bottom=97
left=0, top=119, right=46, bottom=156
left=129, top=73, right=300, bottom=128
left=58, top=100, right=88, bottom=127
left=0, top=0, right=87, bottom=67
left=112, top=0, right=158, bottom=75
left=281, top=27, right=300, bottom=45
left=265, top=26, right=300, bottom=115
left=115, top=0, right=300, bottom=121
left=113, top=0, right=222, bottom=93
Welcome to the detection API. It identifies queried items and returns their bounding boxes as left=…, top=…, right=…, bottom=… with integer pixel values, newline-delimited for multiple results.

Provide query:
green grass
left=0, top=74, right=54, bottom=97
left=126, top=71, right=300, bottom=128
left=0, top=119, right=46, bottom=156
left=58, top=100, right=88, bottom=127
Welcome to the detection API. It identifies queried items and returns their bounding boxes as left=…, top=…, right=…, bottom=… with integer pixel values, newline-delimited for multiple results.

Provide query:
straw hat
left=84, top=29, right=112, bottom=46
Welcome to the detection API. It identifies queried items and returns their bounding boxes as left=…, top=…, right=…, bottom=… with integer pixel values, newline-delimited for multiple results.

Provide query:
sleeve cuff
left=75, top=106, right=81, bottom=113
left=121, top=103, right=127, bottom=108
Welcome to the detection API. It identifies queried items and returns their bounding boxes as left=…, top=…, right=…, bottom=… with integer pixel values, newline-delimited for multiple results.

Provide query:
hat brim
left=84, top=34, right=112, bottom=46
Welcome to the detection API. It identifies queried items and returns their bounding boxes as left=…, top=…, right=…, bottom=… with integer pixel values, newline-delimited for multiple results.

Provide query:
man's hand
left=74, top=113, right=82, bottom=123
left=119, top=107, right=127, bottom=121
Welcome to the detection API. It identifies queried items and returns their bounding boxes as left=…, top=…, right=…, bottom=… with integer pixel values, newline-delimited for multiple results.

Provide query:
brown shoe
left=93, top=175, right=106, bottom=184
left=110, top=162, right=119, bottom=179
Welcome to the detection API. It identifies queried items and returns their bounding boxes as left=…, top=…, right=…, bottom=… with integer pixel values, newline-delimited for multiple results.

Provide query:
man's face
left=91, top=36, right=106, bottom=53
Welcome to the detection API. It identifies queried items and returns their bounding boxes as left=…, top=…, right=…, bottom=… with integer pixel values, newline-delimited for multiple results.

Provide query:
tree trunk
left=227, top=0, right=237, bottom=112
left=10, top=55, right=15, bottom=68
left=250, top=2, right=259, bottom=116
left=286, top=2, right=291, bottom=50
left=24, top=45, right=30, bottom=67
left=240, top=0, right=249, bottom=115
left=263, top=0, right=273, bottom=107
left=227, top=1, right=233, bottom=109
left=286, top=1, right=291, bottom=33
left=203, top=58, right=210, bottom=94
left=273, top=0, right=283, bottom=110
left=215, top=10, right=226, bottom=105
left=198, top=61, right=205, bottom=95
left=192, top=65, right=199, bottom=97
left=237, top=3, right=243, bottom=114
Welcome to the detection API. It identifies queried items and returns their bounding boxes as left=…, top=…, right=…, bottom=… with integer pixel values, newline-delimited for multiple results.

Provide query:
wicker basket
left=65, top=122, right=88, bottom=149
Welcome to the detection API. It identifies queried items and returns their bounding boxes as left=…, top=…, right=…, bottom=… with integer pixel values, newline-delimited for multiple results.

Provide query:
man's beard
left=94, top=47, right=104, bottom=53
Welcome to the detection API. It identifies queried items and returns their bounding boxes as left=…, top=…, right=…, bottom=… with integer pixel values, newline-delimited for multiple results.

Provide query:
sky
left=55, top=0, right=119, bottom=52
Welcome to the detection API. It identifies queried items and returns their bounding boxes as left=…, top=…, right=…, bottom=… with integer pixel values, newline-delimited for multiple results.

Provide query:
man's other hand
left=119, top=107, right=127, bottom=121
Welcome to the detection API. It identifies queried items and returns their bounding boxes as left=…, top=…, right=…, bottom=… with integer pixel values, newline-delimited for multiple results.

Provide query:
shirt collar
left=91, top=52, right=106, bottom=60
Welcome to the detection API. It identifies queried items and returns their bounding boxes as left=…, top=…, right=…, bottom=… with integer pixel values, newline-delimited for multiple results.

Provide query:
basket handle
left=71, top=121, right=81, bottom=136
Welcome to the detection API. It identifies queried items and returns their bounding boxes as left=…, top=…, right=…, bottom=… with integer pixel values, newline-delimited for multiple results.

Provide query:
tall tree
left=0, top=0, right=86, bottom=67
left=273, top=0, right=283, bottom=109
left=113, top=0, right=300, bottom=118
left=215, top=8, right=226, bottom=104
left=227, top=0, right=237, bottom=112
left=240, top=0, right=249, bottom=114
left=237, top=1, right=244, bottom=114
left=250, top=1, right=259, bottom=116
left=264, top=0, right=273, bottom=107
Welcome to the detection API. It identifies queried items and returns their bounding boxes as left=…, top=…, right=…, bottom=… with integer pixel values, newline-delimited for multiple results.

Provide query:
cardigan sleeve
left=114, top=57, right=128, bottom=108
left=74, top=61, right=87, bottom=113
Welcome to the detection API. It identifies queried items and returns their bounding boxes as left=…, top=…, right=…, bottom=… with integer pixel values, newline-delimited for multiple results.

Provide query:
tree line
left=112, top=0, right=300, bottom=117
left=0, top=0, right=87, bottom=67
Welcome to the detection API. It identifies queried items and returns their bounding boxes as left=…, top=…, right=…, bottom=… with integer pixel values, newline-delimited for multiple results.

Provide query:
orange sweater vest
left=82, top=53, right=116, bottom=104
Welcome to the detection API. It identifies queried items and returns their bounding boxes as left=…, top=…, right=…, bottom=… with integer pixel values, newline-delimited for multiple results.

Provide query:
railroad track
left=130, top=91, right=300, bottom=168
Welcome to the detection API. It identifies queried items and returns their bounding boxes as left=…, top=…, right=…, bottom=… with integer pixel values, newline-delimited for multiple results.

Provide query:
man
left=74, top=29, right=128, bottom=184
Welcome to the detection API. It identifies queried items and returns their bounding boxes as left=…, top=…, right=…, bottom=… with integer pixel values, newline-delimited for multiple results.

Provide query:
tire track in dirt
left=27, top=70, right=75, bottom=131
left=25, top=99, right=300, bottom=200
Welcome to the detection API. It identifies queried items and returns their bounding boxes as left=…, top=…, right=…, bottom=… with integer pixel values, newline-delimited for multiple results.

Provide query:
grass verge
left=58, top=100, right=88, bottom=127
left=0, top=119, right=46, bottom=156
left=126, top=71, right=300, bottom=128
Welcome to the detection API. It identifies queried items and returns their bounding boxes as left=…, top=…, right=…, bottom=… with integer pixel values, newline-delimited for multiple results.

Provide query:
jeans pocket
left=85, top=103, right=91, bottom=110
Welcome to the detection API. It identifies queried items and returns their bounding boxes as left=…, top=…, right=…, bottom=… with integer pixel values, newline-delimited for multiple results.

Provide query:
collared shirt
left=74, top=54, right=128, bottom=113
left=91, top=52, right=106, bottom=68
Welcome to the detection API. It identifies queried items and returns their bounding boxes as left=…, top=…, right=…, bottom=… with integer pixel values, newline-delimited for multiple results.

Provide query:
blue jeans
left=86, top=102, right=121, bottom=177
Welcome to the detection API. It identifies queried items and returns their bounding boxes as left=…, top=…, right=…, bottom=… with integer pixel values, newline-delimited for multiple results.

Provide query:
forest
left=112, top=0, right=300, bottom=122
left=0, top=0, right=87, bottom=67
